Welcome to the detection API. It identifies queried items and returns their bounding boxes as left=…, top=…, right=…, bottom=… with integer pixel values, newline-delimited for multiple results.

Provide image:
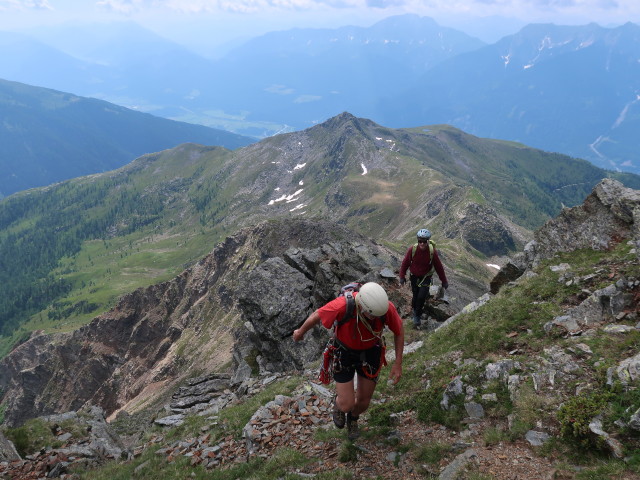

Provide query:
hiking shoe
left=346, top=413, right=359, bottom=440
left=332, top=400, right=346, bottom=429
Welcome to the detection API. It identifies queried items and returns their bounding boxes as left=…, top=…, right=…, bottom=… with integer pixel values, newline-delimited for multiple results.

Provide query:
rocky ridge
left=0, top=218, right=473, bottom=429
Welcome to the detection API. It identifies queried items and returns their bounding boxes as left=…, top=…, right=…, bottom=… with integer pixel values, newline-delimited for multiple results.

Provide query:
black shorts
left=333, top=343, right=383, bottom=383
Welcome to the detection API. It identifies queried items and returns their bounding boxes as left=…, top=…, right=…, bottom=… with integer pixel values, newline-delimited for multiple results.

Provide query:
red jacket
left=399, top=244, right=447, bottom=284
left=317, top=293, right=403, bottom=351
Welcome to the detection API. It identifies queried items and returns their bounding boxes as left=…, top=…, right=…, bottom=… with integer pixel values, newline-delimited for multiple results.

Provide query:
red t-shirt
left=317, top=292, right=402, bottom=351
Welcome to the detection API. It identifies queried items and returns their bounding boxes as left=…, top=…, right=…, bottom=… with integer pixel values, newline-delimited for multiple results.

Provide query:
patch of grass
left=510, top=381, right=551, bottom=436
left=483, top=426, right=510, bottom=446
left=415, top=441, right=451, bottom=464
left=3, top=418, right=61, bottom=457
left=481, top=380, right=514, bottom=419
left=77, top=445, right=313, bottom=480
left=465, top=473, right=496, bottom=480
left=588, top=330, right=640, bottom=376
left=313, top=426, right=343, bottom=443
left=574, top=460, right=632, bottom=480
left=338, top=441, right=359, bottom=462
left=367, top=397, right=413, bottom=428
left=415, top=387, right=465, bottom=431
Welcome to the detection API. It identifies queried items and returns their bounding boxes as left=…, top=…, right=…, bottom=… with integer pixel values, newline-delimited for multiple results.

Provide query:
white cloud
left=96, top=0, right=144, bottom=14
left=265, top=84, right=295, bottom=95
left=294, top=94, right=322, bottom=103
left=0, top=0, right=52, bottom=11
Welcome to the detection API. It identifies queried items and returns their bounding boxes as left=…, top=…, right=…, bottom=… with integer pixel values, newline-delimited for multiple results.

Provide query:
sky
left=0, top=0, right=639, bottom=53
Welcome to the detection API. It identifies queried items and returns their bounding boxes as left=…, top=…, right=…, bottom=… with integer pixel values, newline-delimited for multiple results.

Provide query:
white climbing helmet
left=417, top=228, right=431, bottom=240
left=356, top=282, right=389, bottom=317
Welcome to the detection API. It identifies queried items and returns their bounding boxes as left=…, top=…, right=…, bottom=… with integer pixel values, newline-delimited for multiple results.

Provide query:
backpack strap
left=336, top=291, right=356, bottom=327
left=411, top=241, right=436, bottom=277
left=411, top=241, right=435, bottom=258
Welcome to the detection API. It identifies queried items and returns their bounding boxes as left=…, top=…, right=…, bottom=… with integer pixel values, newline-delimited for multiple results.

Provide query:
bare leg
left=351, top=375, right=377, bottom=417
left=335, top=380, right=356, bottom=413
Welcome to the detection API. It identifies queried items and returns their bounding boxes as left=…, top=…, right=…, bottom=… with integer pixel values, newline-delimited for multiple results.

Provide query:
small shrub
left=557, top=392, right=613, bottom=449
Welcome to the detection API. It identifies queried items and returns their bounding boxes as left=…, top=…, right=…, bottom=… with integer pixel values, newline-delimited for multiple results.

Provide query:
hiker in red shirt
left=293, top=282, right=404, bottom=440
left=399, top=228, right=448, bottom=329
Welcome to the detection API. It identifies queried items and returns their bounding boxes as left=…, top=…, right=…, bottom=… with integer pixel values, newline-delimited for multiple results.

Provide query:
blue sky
left=1, top=0, right=638, bottom=49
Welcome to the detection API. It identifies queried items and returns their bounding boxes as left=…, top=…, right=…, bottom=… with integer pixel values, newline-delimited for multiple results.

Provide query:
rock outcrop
left=490, top=178, right=640, bottom=293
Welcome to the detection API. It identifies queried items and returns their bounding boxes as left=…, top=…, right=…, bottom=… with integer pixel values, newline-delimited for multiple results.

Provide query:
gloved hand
left=442, top=281, right=449, bottom=289
left=399, top=278, right=406, bottom=286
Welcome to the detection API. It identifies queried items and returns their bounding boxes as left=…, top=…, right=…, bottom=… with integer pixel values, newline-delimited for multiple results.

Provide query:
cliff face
left=0, top=218, right=474, bottom=427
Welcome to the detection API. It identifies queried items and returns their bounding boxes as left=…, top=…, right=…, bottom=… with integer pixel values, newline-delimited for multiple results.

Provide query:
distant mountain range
left=1, top=112, right=638, bottom=355
left=0, top=16, right=484, bottom=137
left=1, top=15, right=639, bottom=174
left=378, top=22, right=640, bottom=174
left=0, top=78, right=254, bottom=198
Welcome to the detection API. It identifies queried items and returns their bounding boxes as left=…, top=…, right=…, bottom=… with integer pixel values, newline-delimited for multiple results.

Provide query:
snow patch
left=268, top=189, right=304, bottom=206
left=361, top=163, right=368, bottom=175
left=293, top=163, right=306, bottom=170
left=486, top=264, right=501, bottom=270
left=289, top=204, right=306, bottom=212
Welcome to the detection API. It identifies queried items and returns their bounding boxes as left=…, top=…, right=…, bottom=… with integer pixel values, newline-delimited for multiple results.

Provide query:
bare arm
left=388, top=327, right=404, bottom=384
left=292, top=310, right=321, bottom=342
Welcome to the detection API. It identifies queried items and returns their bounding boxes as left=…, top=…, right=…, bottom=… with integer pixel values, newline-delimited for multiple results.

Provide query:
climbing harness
left=318, top=292, right=388, bottom=384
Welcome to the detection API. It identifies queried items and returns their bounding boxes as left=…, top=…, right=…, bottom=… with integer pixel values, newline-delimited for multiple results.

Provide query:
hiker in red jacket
left=399, top=228, right=448, bottom=329
left=293, top=282, right=404, bottom=441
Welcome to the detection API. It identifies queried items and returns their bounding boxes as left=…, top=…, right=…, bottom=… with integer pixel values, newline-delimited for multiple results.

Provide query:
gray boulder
left=0, top=430, right=20, bottom=461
